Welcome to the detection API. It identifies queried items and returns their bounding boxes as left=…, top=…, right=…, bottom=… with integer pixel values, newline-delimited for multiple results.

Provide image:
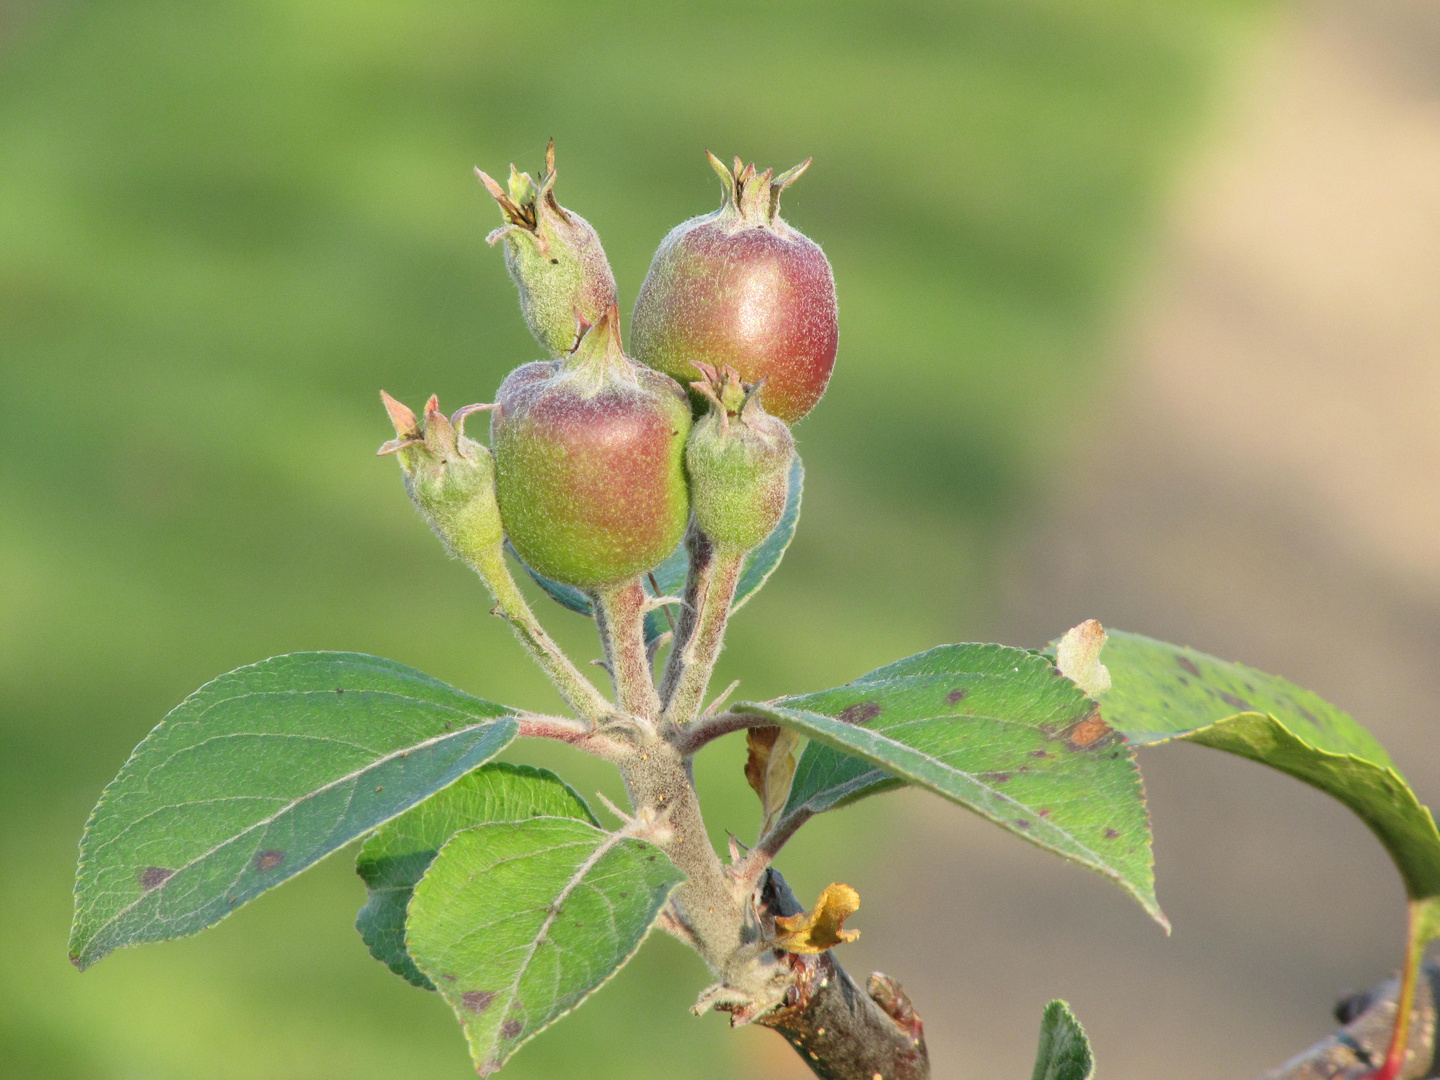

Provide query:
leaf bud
left=379, top=391, right=502, bottom=564
left=477, top=141, right=618, bottom=358
left=684, top=362, right=795, bottom=553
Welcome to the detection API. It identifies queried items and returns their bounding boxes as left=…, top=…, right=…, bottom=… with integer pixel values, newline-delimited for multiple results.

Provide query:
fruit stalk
left=660, top=527, right=745, bottom=727
left=465, top=526, right=616, bottom=726
left=379, top=392, right=614, bottom=725
left=592, top=578, right=664, bottom=724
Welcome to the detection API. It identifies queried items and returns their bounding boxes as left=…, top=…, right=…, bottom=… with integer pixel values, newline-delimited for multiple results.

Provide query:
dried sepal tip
left=772, top=882, right=860, bottom=955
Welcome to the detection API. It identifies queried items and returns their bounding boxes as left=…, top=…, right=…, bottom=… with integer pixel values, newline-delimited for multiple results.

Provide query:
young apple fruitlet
left=377, top=391, right=502, bottom=565
left=631, top=152, right=838, bottom=424
left=685, top=362, right=795, bottom=553
left=490, top=307, right=691, bottom=588
left=478, top=141, right=617, bottom=358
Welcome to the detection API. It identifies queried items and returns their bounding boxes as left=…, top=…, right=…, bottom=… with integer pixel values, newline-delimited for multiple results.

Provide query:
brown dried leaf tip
left=773, top=883, right=861, bottom=955
left=745, top=725, right=803, bottom=836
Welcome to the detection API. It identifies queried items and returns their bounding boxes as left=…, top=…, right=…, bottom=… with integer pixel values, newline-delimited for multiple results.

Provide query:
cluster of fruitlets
left=71, top=141, right=1440, bottom=1080
left=385, top=144, right=836, bottom=600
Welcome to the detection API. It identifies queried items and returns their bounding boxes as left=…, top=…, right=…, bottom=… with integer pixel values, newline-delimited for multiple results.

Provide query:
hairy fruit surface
left=631, top=153, right=837, bottom=424
left=491, top=308, right=691, bottom=588
left=685, top=363, right=794, bottom=553
left=479, top=141, right=618, bottom=358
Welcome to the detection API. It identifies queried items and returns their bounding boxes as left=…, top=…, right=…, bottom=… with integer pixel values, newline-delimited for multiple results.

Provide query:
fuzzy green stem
left=658, top=525, right=713, bottom=707
left=660, top=530, right=745, bottom=728
left=591, top=579, right=663, bottom=724
left=464, top=541, right=613, bottom=725
left=666, top=549, right=744, bottom=726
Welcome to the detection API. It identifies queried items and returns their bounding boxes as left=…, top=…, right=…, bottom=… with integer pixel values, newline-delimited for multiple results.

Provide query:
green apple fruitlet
left=490, top=307, right=691, bottom=588
left=631, top=153, right=838, bottom=424
left=685, top=362, right=795, bottom=553
left=478, top=141, right=618, bottom=358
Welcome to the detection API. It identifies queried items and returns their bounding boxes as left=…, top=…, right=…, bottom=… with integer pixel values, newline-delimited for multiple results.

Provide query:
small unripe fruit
left=631, top=153, right=837, bottom=424
left=379, top=392, right=502, bottom=561
left=685, top=363, right=794, bottom=553
left=491, top=308, right=691, bottom=588
left=478, top=141, right=617, bottom=358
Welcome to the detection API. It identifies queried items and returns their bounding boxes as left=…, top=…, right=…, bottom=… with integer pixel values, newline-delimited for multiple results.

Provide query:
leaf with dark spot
left=407, top=817, right=682, bottom=1076
left=738, top=642, right=1163, bottom=928
left=1063, top=713, right=1112, bottom=750
left=70, top=652, right=518, bottom=970
left=836, top=701, right=882, bottom=725
left=138, top=867, right=173, bottom=891
left=462, top=991, right=496, bottom=1013
left=1098, top=631, right=1440, bottom=911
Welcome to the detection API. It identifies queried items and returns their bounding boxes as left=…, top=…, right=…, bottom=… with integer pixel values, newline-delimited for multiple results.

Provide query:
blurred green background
left=0, top=1, right=1285, bottom=1077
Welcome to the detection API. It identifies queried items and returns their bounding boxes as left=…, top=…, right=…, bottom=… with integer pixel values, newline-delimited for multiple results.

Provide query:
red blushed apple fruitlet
left=490, top=307, right=691, bottom=588
left=631, top=153, right=837, bottom=424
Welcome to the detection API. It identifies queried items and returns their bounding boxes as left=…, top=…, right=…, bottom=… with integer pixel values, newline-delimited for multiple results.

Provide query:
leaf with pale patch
left=70, top=652, right=517, bottom=970
left=406, top=817, right=684, bottom=1075
left=355, top=763, right=596, bottom=989
left=738, top=643, right=1163, bottom=927
left=1095, top=630, right=1440, bottom=907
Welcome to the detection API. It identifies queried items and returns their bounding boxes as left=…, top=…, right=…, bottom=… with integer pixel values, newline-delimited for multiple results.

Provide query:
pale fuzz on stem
left=591, top=578, right=663, bottom=725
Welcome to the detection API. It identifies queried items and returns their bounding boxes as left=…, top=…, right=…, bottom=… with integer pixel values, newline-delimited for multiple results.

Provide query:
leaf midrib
left=480, top=824, right=633, bottom=1052
left=753, top=703, right=1118, bottom=874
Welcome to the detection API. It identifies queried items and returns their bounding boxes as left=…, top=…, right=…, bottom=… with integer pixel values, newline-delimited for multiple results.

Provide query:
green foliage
left=69, top=653, right=517, bottom=970
left=1097, top=631, right=1440, bottom=911
left=738, top=643, right=1163, bottom=927
left=355, top=763, right=597, bottom=990
left=1031, top=1000, right=1095, bottom=1080
left=406, top=817, right=684, bottom=1076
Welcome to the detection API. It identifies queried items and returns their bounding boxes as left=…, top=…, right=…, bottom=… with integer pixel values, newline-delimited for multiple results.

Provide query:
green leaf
left=1096, top=630, right=1440, bottom=904
left=1031, top=1000, right=1095, bottom=1080
left=739, top=643, right=1163, bottom=927
left=513, top=455, right=804, bottom=643
left=355, top=763, right=597, bottom=990
left=406, top=817, right=684, bottom=1076
left=69, top=652, right=518, bottom=970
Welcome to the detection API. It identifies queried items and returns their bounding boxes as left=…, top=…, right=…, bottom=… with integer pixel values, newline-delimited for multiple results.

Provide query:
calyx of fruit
left=378, top=391, right=502, bottom=562
left=685, top=362, right=794, bottom=553
left=477, top=141, right=617, bottom=358
left=630, top=152, right=838, bottom=424
left=490, top=307, right=691, bottom=588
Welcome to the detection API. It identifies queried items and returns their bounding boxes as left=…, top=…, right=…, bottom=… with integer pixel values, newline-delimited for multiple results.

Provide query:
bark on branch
left=754, top=869, right=930, bottom=1080
left=1262, top=961, right=1440, bottom=1080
